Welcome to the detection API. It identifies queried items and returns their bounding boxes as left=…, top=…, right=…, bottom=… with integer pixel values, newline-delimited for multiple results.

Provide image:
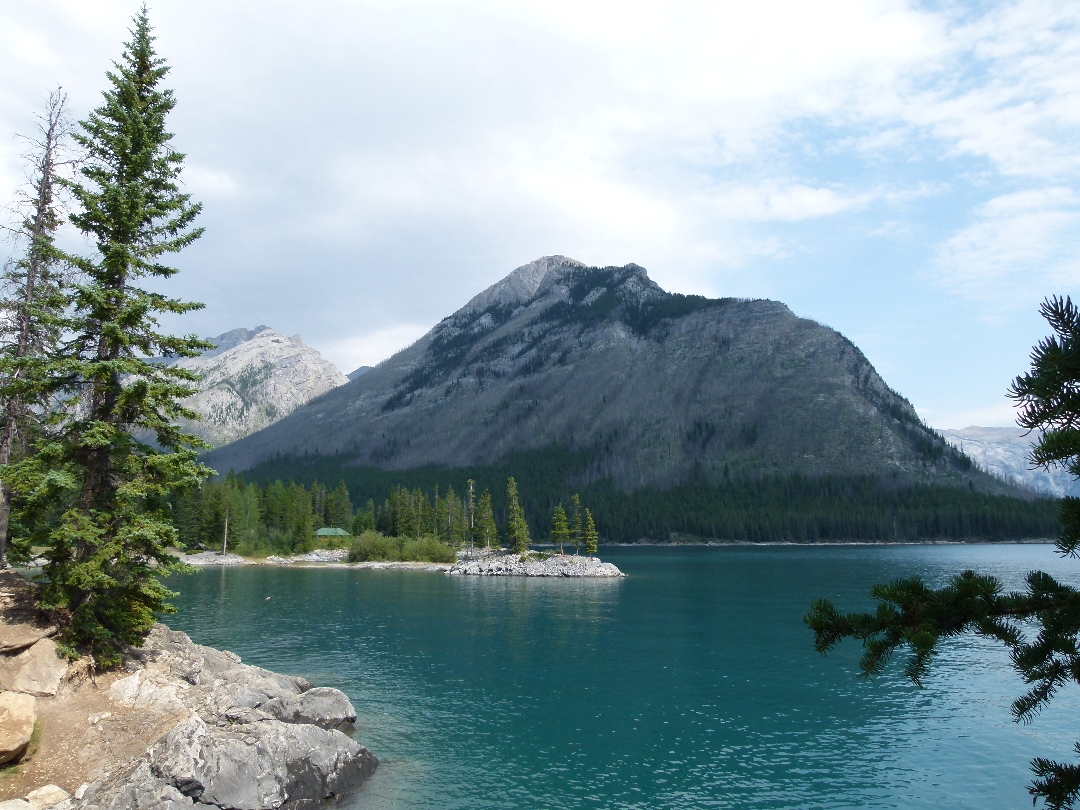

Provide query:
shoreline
left=170, top=538, right=1059, bottom=568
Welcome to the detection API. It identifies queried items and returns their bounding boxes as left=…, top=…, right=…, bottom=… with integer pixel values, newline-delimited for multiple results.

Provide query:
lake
left=168, top=544, right=1080, bottom=809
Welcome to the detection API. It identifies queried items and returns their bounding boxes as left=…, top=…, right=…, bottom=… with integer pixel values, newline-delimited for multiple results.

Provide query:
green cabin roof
left=316, top=527, right=351, bottom=537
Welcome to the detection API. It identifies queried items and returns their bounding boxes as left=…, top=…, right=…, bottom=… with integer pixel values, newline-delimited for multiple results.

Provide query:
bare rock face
left=0, top=691, right=36, bottom=764
left=172, top=328, right=347, bottom=447
left=62, top=625, right=377, bottom=810
left=940, top=426, right=1080, bottom=497
left=0, top=639, right=68, bottom=697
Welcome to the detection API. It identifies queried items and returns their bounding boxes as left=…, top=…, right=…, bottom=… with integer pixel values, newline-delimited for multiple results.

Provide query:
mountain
left=174, top=327, right=348, bottom=448
left=940, top=426, right=1080, bottom=498
left=205, top=256, right=995, bottom=492
left=347, top=366, right=373, bottom=381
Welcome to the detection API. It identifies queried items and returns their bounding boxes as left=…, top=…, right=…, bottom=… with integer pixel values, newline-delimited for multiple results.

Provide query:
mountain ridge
left=204, top=256, right=1002, bottom=496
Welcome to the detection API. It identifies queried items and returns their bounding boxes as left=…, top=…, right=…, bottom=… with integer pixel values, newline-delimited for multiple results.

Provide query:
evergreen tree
left=570, top=494, right=583, bottom=554
left=324, top=481, right=352, bottom=530
left=806, top=296, right=1080, bottom=810
left=465, top=478, right=476, bottom=545
left=0, top=90, right=71, bottom=568
left=506, top=477, right=530, bottom=555
left=351, top=499, right=376, bottom=534
left=18, top=9, right=211, bottom=664
left=550, top=503, right=570, bottom=554
left=476, top=489, right=498, bottom=549
left=582, top=508, right=598, bottom=555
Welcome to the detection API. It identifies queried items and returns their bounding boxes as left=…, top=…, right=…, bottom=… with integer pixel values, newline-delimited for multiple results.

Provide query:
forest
left=234, top=446, right=1060, bottom=544
left=173, top=473, right=600, bottom=558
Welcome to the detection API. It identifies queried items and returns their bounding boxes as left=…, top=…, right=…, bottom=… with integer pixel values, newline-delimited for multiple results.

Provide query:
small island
left=448, top=551, right=624, bottom=577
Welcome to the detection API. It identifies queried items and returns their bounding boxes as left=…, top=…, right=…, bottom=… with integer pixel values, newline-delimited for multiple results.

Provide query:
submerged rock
left=448, top=553, right=624, bottom=577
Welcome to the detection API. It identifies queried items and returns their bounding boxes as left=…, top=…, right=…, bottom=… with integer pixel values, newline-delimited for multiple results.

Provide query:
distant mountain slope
left=940, top=426, right=1080, bottom=497
left=176, top=328, right=347, bottom=448
left=206, top=256, right=1000, bottom=494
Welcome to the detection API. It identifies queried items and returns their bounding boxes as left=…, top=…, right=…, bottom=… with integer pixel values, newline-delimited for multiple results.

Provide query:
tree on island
left=476, top=489, right=498, bottom=549
left=11, top=8, right=211, bottom=665
left=0, top=90, right=72, bottom=569
left=570, top=493, right=583, bottom=554
left=550, top=503, right=570, bottom=554
left=506, top=477, right=530, bottom=554
left=582, top=508, right=599, bottom=556
left=806, top=295, right=1080, bottom=810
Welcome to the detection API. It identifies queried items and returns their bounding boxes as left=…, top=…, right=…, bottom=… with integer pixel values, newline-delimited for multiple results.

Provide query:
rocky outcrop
left=448, top=553, right=624, bottom=577
left=0, top=640, right=68, bottom=697
left=56, top=625, right=376, bottom=810
left=265, top=549, right=349, bottom=565
left=171, top=327, right=347, bottom=448
left=180, top=552, right=254, bottom=567
left=0, top=691, right=36, bottom=765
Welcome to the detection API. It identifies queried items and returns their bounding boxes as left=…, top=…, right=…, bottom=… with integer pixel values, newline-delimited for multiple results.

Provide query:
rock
left=25, top=785, right=70, bottom=809
left=60, top=625, right=376, bottom=808
left=76, top=715, right=377, bottom=810
left=0, top=625, right=57, bottom=656
left=258, top=687, right=357, bottom=730
left=0, top=801, right=32, bottom=810
left=0, top=691, right=36, bottom=764
left=180, top=552, right=253, bottom=567
left=448, top=553, right=625, bottom=578
left=0, top=638, right=68, bottom=696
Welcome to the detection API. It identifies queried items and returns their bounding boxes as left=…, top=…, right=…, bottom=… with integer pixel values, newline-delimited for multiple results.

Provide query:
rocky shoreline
left=0, top=572, right=376, bottom=809
left=448, top=553, right=624, bottom=577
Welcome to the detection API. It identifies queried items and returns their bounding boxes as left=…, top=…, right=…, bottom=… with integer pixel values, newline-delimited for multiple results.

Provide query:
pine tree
left=24, top=8, right=211, bottom=665
left=582, top=508, right=599, bottom=555
left=476, top=489, right=498, bottom=549
left=806, top=296, right=1080, bottom=810
left=506, top=477, right=530, bottom=555
left=550, top=503, right=570, bottom=555
left=570, top=494, right=583, bottom=554
left=0, top=90, right=72, bottom=568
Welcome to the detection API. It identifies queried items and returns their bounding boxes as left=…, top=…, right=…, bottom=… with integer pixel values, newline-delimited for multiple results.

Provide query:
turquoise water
left=168, top=545, right=1080, bottom=809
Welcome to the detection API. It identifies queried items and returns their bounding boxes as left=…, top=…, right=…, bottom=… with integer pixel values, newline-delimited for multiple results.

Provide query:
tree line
left=175, top=473, right=601, bottom=557
left=242, top=447, right=1061, bottom=544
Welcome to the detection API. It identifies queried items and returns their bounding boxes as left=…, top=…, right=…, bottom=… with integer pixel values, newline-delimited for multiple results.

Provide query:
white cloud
left=921, top=400, right=1022, bottom=431
left=932, top=187, right=1080, bottom=301
left=321, top=323, right=432, bottom=373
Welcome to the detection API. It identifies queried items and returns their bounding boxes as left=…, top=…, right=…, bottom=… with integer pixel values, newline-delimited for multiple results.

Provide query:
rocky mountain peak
left=460, top=256, right=587, bottom=315
left=173, top=327, right=347, bottom=447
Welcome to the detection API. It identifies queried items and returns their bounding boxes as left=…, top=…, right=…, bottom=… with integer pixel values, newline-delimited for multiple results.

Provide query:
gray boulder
left=76, top=715, right=377, bottom=810
left=259, top=687, right=357, bottom=730
left=0, top=691, right=36, bottom=764
left=0, top=638, right=68, bottom=696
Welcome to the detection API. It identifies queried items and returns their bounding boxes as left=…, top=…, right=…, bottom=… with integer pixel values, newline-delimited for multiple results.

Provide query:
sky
left=1, top=0, right=1078, bottom=430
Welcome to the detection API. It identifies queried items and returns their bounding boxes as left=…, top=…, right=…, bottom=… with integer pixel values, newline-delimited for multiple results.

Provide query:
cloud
left=921, top=400, right=1022, bottom=431
left=321, top=323, right=432, bottom=373
left=932, top=187, right=1080, bottom=302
